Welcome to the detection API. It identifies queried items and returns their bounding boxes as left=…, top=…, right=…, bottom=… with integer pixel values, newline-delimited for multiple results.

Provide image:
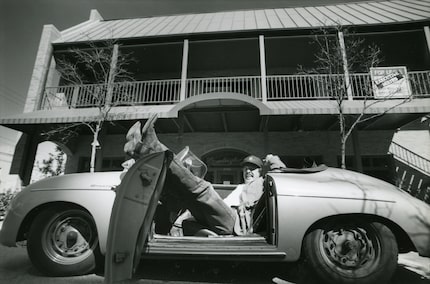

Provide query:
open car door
left=104, top=151, right=172, bottom=283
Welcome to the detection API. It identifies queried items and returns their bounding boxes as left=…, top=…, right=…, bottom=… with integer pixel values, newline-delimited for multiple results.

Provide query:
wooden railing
left=266, top=72, right=430, bottom=100
left=41, top=71, right=430, bottom=109
left=186, top=76, right=261, bottom=99
left=266, top=74, right=344, bottom=100
left=409, top=71, right=430, bottom=95
left=389, top=141, right=430, bottom=175
left=43, top=80, right=181, bottom=109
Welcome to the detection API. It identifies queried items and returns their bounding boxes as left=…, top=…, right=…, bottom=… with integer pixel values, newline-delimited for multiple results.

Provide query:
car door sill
left=143, top=234, right=285, bottom=259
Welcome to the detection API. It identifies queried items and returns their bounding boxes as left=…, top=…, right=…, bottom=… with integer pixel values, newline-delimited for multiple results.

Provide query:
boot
left=167, top=159, right=236, bottom=235
left=124, top=121, right=142, bottom=158
left=124, top=114, right=168, bottom=158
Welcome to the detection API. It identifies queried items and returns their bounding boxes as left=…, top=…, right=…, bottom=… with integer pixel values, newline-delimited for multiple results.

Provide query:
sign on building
left=370, top=66, right=411, bottom=99
left=47, top=92, right=68, bottom=109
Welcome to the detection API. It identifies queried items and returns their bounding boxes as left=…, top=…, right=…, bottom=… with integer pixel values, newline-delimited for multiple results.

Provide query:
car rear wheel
left=303, top=220, right=398, bottom=284
left=27, top=207, right=100, bottom=276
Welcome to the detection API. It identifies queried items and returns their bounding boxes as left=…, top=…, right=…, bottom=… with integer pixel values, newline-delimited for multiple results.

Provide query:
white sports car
left=1, top=151, right=429, bottom=284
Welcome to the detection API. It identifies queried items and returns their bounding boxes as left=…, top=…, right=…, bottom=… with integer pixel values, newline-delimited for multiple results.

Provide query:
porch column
left=177, top=112, right=185, bottom=149
left=259, top=35, right=268, bottom=103
left=352, top=129, right=363, bottom=173
left=424, top=26, right=430, bottom=56
left=10, top=133, right=40, bottom=186
left=105, top=44, right=119, bottom=106
left=264, top=127, right=269, bottom=154
left=260, top=116, right=269, bottom=153
left=337, top=31, right=353, bottom=101
left=180, top=39, right=189, bottom=101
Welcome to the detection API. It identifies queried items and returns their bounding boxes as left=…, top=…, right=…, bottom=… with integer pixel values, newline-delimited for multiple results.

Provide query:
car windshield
left=177, top=146, right=207, bottom=178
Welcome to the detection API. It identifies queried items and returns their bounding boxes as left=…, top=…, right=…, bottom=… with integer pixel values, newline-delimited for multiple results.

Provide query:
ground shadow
left=133, top=259, right=318, bottom=284
left=132, top=259, right=429, bottom=284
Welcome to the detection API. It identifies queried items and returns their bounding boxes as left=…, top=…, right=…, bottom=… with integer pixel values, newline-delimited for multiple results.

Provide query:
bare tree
left=302, top=25, right=412, bottom=169
left=43, top=38, right=135, bottom=172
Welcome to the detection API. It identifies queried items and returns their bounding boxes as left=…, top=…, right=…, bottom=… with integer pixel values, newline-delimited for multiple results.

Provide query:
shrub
left=0, top=190, right=18, bottom=221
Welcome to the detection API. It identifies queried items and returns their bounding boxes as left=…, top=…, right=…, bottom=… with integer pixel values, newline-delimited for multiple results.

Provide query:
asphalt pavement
left=1, top=221, right=429, bottom=283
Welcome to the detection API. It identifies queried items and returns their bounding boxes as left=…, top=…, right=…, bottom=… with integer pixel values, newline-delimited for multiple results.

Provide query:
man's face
left=242, top=164, right=261, bottom=184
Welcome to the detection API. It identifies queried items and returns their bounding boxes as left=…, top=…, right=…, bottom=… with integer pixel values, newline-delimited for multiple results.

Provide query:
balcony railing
left=41, top=71, right=430, bottom=110
left=42, top=79, right=182, bottom=109
left=267, top=74, right=345, bottom=100
left=186, top=76, right=261, bottom=99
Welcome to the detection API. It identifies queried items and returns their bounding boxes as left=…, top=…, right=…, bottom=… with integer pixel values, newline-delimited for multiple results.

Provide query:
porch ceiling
left=1, top=111, right=424, bottom=136
left=0, top=99, right=426, bottom=135
left=109, top=110, right=424, bottom=135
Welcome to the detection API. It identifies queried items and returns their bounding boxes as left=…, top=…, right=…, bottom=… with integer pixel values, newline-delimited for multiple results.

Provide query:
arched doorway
left=202, top=149, right=249, bottom=185
left=30, top=141, right=68, bottom=183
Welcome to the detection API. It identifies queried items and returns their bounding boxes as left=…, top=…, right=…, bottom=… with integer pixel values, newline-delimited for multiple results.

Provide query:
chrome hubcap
left=53, top=220, right=89, bottom=256
left=322, top=227, right=376, bottom=269
left=43, top=214, right=95, bottom=264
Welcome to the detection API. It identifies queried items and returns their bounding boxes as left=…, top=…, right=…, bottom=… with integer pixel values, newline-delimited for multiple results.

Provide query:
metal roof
left=55, top=0, right=430, bottom=44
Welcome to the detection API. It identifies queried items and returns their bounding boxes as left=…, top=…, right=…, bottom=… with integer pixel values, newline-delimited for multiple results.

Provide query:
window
left=338, top=155, right=394, bottom=183
left=279, top=156, right=324, bottom=168
left=202, top=149, right=248, bottom=184
left=78, top=157, right=125, bottom=172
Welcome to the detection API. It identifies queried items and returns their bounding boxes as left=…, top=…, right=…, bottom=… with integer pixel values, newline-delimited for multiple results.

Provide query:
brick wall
left=64, top=130, right=395, bottom=173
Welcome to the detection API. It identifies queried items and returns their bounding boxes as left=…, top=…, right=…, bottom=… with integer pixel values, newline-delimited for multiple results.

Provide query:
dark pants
left=157, top=158, right=236, bottom=235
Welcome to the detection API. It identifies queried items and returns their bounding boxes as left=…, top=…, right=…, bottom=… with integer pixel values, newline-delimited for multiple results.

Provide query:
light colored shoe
left=124, top=121, right=142, bottom=158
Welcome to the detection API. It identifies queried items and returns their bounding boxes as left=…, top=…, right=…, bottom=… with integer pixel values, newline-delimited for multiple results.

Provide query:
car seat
left=182, top=188, right=268, bottom=237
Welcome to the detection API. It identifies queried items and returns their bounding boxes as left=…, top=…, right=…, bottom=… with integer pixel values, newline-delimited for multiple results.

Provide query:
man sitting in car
left=123, top=114, right=285, bottom=236
left=170, top=154, right=266, bottom=236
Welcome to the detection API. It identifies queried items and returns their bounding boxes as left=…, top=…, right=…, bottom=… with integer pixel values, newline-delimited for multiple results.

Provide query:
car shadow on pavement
left=133, top=259, right=430, bottom=284
left=1, top=245, right=427, bottom=284
left=133, top=259, right=319, bottom=284
left=392, top=267, right=430, bottom=284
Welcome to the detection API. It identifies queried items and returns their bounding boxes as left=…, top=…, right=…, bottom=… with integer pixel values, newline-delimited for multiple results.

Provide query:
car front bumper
left=0, top=206, right=22, bottom=247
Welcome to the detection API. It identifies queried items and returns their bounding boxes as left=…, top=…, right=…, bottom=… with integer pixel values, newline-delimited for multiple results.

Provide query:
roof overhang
left=1, top=98, right=428, bottom=134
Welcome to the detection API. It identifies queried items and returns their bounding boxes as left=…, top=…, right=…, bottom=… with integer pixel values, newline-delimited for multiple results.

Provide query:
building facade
left=1, top=1, right=430, bottom=192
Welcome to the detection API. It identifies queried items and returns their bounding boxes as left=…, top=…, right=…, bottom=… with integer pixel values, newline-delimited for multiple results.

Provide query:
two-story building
left=1, top=0, right=430, bottom=193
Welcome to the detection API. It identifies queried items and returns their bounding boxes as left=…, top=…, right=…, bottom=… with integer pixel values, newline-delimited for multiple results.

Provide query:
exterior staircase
left=389, top=141, right=430, bottom=204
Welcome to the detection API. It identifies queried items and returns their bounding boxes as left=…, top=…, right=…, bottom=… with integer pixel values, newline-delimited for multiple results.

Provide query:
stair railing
left=389, top=141, right=430, bottom=176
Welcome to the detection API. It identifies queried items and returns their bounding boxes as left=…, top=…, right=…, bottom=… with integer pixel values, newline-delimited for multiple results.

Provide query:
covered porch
left=2, top=93, right=428, bottom=186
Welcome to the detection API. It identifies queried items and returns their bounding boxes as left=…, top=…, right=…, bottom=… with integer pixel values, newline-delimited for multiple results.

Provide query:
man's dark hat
left=241, top=155, right=263, bottom=168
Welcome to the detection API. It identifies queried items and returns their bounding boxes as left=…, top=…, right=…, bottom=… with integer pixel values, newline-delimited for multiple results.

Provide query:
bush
left=0, top=190, right=18, bottom=221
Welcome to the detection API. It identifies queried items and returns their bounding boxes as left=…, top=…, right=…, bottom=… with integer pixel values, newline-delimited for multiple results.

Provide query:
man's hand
left=169, top=224, right=183, bottom=237
left=264, top=154, right=286, bottom=170
left=169, top=210, right=192, bottom=236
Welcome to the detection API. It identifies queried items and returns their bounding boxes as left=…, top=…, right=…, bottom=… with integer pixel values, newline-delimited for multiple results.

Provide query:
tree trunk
left=340, top=137, right=347, bottom=169
left=90, top=123, right=101, bottom=173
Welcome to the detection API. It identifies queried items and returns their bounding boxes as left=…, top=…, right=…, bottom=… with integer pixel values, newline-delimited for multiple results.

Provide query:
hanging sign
left=370, top=66, right=411, bottom=99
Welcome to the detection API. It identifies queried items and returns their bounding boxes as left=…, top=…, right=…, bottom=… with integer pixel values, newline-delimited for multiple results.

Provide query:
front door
left=203, top=149, right=248, bottom=184
left=104, top=151, right=172, bottom=283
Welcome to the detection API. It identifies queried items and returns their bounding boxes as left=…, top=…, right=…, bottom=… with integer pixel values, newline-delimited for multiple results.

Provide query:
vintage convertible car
left=1, top=151, right=429, bottom=284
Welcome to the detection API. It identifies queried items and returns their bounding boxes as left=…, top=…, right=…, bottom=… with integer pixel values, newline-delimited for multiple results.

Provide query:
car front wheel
left=27, top=207, right=100, bottom=276
left=303, top=220, right=398, bottom=284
